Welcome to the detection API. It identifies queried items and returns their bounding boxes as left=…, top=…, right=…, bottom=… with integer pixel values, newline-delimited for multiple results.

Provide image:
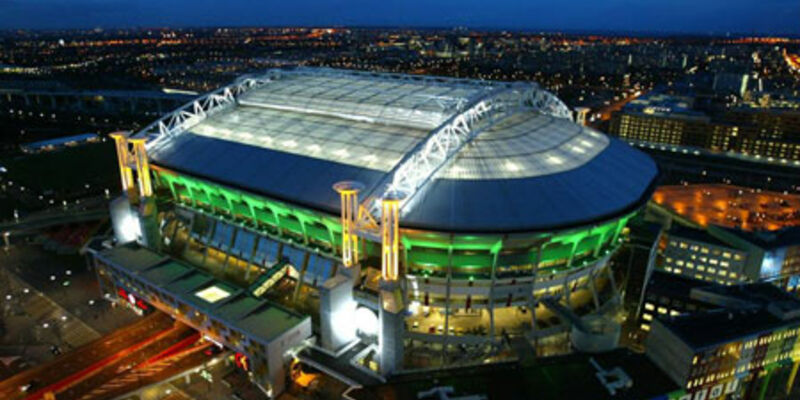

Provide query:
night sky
left=0, top=0, right=797, bottom=35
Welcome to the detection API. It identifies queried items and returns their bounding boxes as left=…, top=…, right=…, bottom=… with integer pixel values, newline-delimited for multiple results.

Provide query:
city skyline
left=0, top=0, right=798, bottom=35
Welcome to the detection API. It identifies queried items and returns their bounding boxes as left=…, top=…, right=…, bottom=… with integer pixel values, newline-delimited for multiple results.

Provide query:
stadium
left=90, top=67, right=658, bottom=395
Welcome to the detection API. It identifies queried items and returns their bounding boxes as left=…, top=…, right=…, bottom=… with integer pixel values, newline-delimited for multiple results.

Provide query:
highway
left=0, top=312, right=174, bottom=400
left=0, top=195, right=109, bottom=235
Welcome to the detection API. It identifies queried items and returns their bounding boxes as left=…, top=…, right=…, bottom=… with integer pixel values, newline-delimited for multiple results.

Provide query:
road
left=0, top=312, right=175, bottom=400
left=0, top=195, right=108, bottom=234
left=2, top=244, right=139, bottom=337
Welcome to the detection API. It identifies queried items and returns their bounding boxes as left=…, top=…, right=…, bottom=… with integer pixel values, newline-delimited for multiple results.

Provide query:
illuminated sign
left=117, top=287, right=149, bottom=311
left=233, top=352, right=249, bottom=371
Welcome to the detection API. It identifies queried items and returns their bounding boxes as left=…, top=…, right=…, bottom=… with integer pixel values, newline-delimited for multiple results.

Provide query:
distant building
left=609, top=93, right=800, bottom=163
left=646, top=283, right=800, bottom=400
left=655, top=225, right=750, bottom=286
left=648, top=222, right=800, bottom=294
left=20, top=133, right=99, bottom=153
left=711, top=227, right=800, bottom=294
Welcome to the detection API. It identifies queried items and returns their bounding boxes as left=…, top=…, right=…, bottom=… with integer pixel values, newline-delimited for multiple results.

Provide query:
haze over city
left=1, top=0, right=799, bottom=35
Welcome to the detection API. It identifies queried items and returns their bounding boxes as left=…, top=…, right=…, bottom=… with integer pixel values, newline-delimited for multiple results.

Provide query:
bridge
left=0, top=88, right=195, bottom=116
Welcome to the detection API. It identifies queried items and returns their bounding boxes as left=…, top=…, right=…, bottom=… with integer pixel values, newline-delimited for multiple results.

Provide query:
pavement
left=0, top=312, right=175, bottom=400
left=1, top=243, right=139, bottom=337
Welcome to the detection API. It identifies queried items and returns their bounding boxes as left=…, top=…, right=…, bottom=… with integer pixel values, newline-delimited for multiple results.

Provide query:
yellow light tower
left=380, top=194, right=403, bottom=281
left=333, top=181, right=364, bottom=268
left=378, top=192, right=406, bottom=375
left=128, top=138, right=153, bottom=198
left=574, top=107, right=591, bottom=126
left=109, top=132, right=153, bottom=200
left=109, top=132, right=135, bottom=195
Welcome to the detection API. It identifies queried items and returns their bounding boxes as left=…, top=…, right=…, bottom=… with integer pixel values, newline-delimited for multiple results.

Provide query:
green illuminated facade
left=153, top=165, right=634, bottom=283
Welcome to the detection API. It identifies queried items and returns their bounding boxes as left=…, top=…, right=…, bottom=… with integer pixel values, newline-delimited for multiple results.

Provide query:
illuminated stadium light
left=355, top=306, right=378, bottom=336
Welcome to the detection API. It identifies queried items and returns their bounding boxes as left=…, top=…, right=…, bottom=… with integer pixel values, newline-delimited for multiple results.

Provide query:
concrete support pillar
left=181, top=214, right=196, bottom=256
left=442, top=247, right=453, bottom=363
left=530, top=244, right=543, bottom=334
left=244, top=236, right=260, bottom=281
left=588, top=267, right=601, bottom=310
left=379, top=279, right=405, bottom=375
left=787, top=360, right=800, bottom=395
left=221, top=227, right=238, bottom=272
left=138, top=197, right=160, bottom=251
left=319, top=274, right=356, bottom=352
left=488, top=243, right=501, bottom=343
left=292, top=252, right=310, bottom=303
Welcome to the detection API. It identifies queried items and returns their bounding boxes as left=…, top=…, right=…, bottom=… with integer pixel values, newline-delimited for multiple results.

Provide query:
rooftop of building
left=645, top=270, right=713, bottom=302
left=655, top=307, right=798, bottom=351
left=668, top=223, right=737, bottom=249
left=142, top=67, right=658, bottom=233
left=349, top=349, right=678, bottom=400
left=621, top=93, right=710, bottom=121
left=713, top=225, right=800, bottom=250
left=651, top=184, right=800, bottom=233
left=94, top=242, right=308, bottom=344
left=654, top=282, right=800, bottom=350
left=20, top=133, right=98, bottom=152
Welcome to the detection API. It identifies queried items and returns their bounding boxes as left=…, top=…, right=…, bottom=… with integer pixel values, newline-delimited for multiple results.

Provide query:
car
left=20, top=379, right=40, bottom=393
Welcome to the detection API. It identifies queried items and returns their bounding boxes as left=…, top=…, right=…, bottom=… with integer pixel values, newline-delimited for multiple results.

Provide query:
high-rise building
left=610, top=93, right=800, bottom=163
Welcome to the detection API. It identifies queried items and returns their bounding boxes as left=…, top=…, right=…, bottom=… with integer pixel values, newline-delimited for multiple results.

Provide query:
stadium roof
left=144, top=68, right=658, bottom=233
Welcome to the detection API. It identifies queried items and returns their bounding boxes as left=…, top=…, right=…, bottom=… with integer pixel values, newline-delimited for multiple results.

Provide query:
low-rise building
left=646, top=283, right=800, bottom=400
left=87, top=241, right=312, bottom=396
